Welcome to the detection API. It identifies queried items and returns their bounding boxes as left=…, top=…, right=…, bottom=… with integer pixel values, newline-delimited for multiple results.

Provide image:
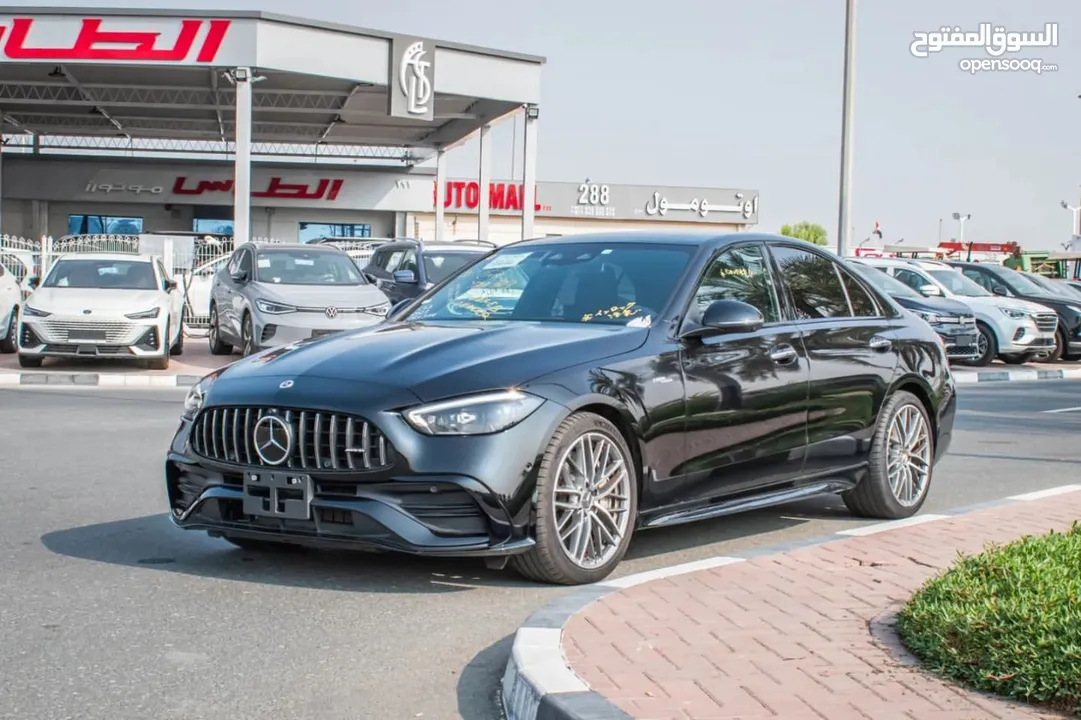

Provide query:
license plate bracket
left=68, top=330, right=106, bottom=341
left=310, top=329, right=338, bottom=339
left=952, top=333, right=977, bottom=346
left=242, top=472, right=313, bottom=520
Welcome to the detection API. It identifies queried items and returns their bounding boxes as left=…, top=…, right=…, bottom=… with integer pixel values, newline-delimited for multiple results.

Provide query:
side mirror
left=682, top=299, right=764, bottom=339
left=26, top=276, right=39, bottom=290
left=165, top=279, right=178, bottom=292
left=230, top=270, right=248, bottom=284
left=991, top=286, right=1008, bottom=297
left=918, top=284, right=943, bottom=297
left=392, top=270, right=418, bottom=284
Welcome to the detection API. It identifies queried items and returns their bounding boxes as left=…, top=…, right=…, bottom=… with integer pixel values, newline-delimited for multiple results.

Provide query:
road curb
left=501, top=484, right=1081, bottom=720
left=0, top=372, right=202, bottom=387
left=952, top=367, right=1081, bottom=383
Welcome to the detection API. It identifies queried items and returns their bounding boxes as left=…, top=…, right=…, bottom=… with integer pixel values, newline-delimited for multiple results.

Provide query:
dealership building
left=0, top=6, right=757, bottom=258
left=0, top=155, right=760, bottom=243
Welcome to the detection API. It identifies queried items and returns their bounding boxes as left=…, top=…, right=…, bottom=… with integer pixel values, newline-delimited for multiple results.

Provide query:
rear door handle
left=869, top=336, right=892, bottom=352
left=769, top=344, right=799, bottom=364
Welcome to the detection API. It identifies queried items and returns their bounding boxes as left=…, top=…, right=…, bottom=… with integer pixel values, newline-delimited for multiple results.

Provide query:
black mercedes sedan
left=846, top=259, right=980, bottom=362
left=166, top=233, right=957, bottom=585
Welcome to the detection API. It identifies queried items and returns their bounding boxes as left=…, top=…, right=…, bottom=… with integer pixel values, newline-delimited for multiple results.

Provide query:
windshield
left=849, top=262, right=921, bottom=299
left=44, top=258, right=158, bottom=290
left=1029, top=274, right=1081, bottom=300
left=995, top=266, right=1051, bottom=296
left=423, top=252, right=480, bottom=285
left=403, top=241, right=696, bottom=325
left=256, top=249, right=365, bottom=286
left=927, top=269, right=991, bottom=297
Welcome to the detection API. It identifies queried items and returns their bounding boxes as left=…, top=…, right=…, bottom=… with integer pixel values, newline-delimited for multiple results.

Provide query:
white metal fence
left=0, top=233, right=289, bottom=335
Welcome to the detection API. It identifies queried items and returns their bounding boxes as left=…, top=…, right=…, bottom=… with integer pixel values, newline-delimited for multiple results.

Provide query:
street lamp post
left=1061, top=200, right=1080, bottom=236
left=836, top=0, right=857, bottom=257
left=952, top=212, right=971, bottom=259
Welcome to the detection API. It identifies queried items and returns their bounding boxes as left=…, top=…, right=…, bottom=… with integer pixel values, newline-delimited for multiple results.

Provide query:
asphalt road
left=1, top=381, right=1079, bottom=720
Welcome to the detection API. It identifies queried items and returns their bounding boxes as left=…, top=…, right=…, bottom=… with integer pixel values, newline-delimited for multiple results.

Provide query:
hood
left=1013, top=292, right=1081, bottom=313
left=251, top=281, right=388, bottom=308
left=956, top=293, right=1053, bottom=314
left=217, top=320, right=649, bottom=402
left=892, top=294, right=971, bottom=316
left=27, top=287, right=163, bottom=314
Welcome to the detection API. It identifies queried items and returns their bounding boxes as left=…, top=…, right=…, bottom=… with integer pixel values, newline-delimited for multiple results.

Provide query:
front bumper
left=253, top=313, right=385, bottom=351
left=997, top=316, right=1055, bottom=354
left=19, top=314, right=166, bottom=358
left=165, top=397, right=569, bottom=557
left=932, top=322, right=980, bottom=360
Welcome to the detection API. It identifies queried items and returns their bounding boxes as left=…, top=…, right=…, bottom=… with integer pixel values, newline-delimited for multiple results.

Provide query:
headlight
left=916, top=311, right=942, bottom=324
left=125, top=307, right=160, bottom=320
left=256, top=299, right=296, bottom=314
left=22, top=305, right=51, bottom=317
left=363, top=301, right=391, bottom=317
left=999, top=307, right=1026, bottom=319
left=403, top=389, right=545, bottom=436
left=181, top=372, right=219, bottom=420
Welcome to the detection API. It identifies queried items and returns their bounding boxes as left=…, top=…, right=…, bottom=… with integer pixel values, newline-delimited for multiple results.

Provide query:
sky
left=5, top=0, right=1080, bottom=249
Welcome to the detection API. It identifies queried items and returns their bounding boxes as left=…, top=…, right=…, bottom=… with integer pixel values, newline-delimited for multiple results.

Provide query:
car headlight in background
left=403, top=389, right=545, bottom=436
left=362, top=301, right=391, bottom=317
left=181, top=371, right=221, bottom=420
left=255, top=299, right=297, bottom=314
left=125, top=307, right=161, bottom=320
left=22, top=305, right=51, bottom=318
left=999, top=307, right=1027, bottom=319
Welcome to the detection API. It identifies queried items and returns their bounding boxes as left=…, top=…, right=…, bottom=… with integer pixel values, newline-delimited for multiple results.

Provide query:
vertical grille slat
left=190, top=406, right=392, bottom=472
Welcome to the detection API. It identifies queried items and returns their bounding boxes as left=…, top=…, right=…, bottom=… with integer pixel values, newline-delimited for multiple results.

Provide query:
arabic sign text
left=172, top=176, right=344, bottom=201
left=0, top=17, right=230, bottom=63
left=910, top=22, right=1058, bottom=59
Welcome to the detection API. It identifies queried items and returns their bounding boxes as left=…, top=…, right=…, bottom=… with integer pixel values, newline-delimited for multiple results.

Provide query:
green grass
left=897, top=522, right=1081, bottom=715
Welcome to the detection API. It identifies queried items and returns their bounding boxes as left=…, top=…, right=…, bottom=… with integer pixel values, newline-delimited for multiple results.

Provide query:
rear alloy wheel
left=511, top=412, right=638, bottom=585
left=0, top=306, right=17, bottom=353
left=968, top=322, right=997, bottom=367
left=844, top=390, right=934, bottom=519
left=1044, top=328, right=1067, bottom=363
left=207, top=305, right=233, bottom=355
left=241, top=313, right=255, bottom=357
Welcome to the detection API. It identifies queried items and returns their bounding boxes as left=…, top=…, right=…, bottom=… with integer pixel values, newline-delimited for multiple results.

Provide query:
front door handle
left=869, top=336, right=892, bottom=352
left=769, top=344, right=798, bottom=364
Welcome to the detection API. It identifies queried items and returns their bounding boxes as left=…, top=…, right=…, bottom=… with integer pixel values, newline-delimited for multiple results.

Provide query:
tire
left=17, top=353, right=42, bottom=368
left=970, top=321, right=997, bottom=367
left=146, top=322, right=171, bottom=370
left=510, top=412, right=638, bottom=585
left=1001, top=353, right=1034, bottom=365
left=843, top=390, right=934, bottom=520
left=0, top=306, right=17, bottom=353
left=240, top=312, right=255, bottom=357
left=220, top=535, right=306, bottom=553
left=170, top=320, right=185, bottom=356
left=208, top=304, right=233, bottom=355
left=1045, top=328, right=1067, bottom=363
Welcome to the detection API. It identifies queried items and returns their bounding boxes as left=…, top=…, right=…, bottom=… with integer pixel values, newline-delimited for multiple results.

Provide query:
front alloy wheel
left=969, top=322, right=996, bottom=366
left=241, top=313, right=255, bottom=357
left=843, top=390, right=934, bottom=519
left=512, top=412, right=637, bottom=585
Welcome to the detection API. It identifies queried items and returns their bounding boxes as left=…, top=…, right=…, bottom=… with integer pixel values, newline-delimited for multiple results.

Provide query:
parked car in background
left=945, top=261, right=1081, bottom=363
left=859, top=257, right=1057, bottom=366
left=17, top=253, right=184, bottom=369
left=1023, top=271, right=1081, bottom=302
left=207, top=243, right=391, bottom=357
left=847, top=259, right=979, bottom=363
left=168, top=232, right=956, bottom=585
left=362, top=239, right=496, bottom=306
left=0, top=260, right=21, bottom=353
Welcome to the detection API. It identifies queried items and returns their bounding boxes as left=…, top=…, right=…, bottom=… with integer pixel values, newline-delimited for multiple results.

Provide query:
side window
left=226, top=250, right=242, bottom=275
left=384, top=251, right=405, bottom=272
left=769, top=245, right=850, bottom=319
left=370, top=250, right=390, bottom=270
left=838, top=268, right=879, bottom=317
left=239, top=249, right=253, bottom=275
left=156, top=260, right=169, bottom=291
left=963, top=269, right=1002, bottom=293
left=398, top=250, right=418, bottom=273
left=693, top=244, right=780, bottom=323
left=893, top=268, right=927, bottom=292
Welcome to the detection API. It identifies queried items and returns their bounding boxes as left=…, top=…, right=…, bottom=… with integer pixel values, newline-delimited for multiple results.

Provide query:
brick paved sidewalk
left=562, top=492, right=1081, bottom=720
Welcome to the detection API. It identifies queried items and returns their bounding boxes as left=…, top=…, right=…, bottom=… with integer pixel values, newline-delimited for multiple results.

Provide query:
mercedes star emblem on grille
left=325, top=306, right=339, bottom=319
left=253, top=415, right=293, bottom=466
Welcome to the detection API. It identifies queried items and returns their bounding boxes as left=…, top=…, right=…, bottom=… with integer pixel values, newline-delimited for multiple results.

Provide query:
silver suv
left=208, top=243, right=391, bottom=356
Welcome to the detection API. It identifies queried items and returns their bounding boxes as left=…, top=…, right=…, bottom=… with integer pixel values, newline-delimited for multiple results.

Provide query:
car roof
left=54, top=252, right=154, bottom=263
left=861, top=257, right=954, bottom=269
left=247, top=243, right=344, bottom=254
left=509, top=231, right=815, bottom=250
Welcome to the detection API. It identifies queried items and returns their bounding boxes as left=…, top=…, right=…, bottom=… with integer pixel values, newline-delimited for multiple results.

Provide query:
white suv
left=860, top=257, right=1057, bottom=366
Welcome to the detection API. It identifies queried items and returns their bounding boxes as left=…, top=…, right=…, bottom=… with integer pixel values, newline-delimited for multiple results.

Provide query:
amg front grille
left=190, top=406, right=392, bottom=472
left=1034, top=313, right=1058, bottom=333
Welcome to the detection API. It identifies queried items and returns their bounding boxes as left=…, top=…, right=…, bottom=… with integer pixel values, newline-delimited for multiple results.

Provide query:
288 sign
left=573, top=183, right=615, bottom=218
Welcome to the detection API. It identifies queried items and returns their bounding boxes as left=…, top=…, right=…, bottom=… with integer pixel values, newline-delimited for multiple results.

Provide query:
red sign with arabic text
left=173, top=176, right=344, bottom=201
left=435, top=180, right=549, bottom=212
left=0, top=17, right=230, bottom=63
left=938, top=241, right=1021, bottom=254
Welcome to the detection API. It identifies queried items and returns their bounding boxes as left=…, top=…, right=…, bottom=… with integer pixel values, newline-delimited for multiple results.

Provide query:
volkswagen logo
left=252, top=415, right=293, bottom=466
left=325, top=306, right=339, bottom=319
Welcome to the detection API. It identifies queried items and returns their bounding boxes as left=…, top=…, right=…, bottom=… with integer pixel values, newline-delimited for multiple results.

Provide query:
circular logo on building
left=253, top=415, right=293, bottom=466
left=325, top=307, right=339, bottom=319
